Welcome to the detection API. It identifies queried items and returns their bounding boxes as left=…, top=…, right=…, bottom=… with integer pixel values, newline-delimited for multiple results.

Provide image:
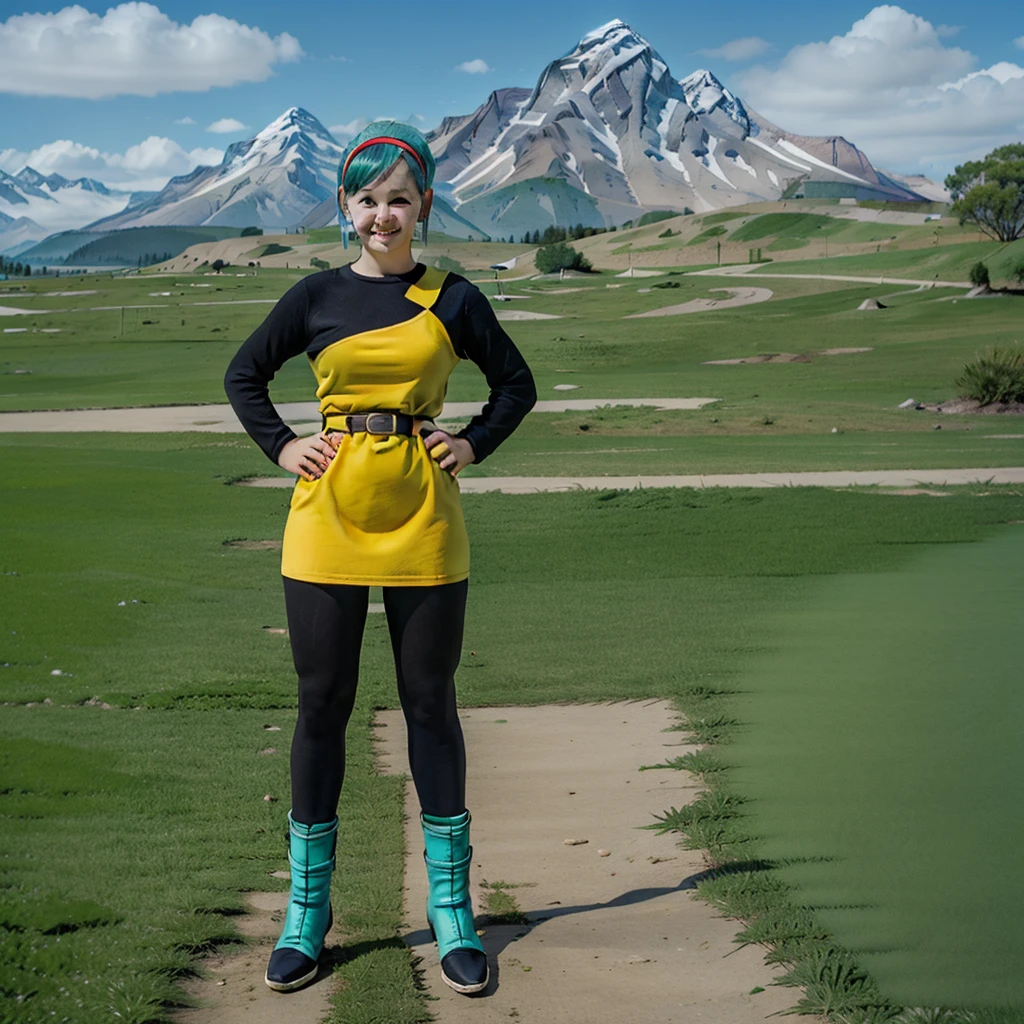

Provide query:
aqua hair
left=338, top=120, right=436, bottom=196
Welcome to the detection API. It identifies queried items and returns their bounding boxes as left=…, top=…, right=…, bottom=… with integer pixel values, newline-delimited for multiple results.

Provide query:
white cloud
left=0, top=3, right=303, bottom=99
left=699, top=37, right=770, bottom=62
left=941, top=62, right=1024, bottom=90
left=0, top=136, right=223, bottom=192
left=206, top=118, right=249, bottom=134
left=455, top=59, right=491, bottom=74
left=174, top=116, right=196, bottom=125
left=329, top=118, right=368, bottom=142
left=734, top=5, right=1024, bottom=176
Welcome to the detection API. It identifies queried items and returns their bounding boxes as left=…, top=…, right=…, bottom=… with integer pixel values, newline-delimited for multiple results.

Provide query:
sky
left=0, top=0, right=1022, bottom=193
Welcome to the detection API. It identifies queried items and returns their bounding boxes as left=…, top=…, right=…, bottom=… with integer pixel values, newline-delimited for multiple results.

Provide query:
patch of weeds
left=478, top=880, right=534, bottom=926
left=639, top=749, right=726, bottom=779
left=956, top=344, right=1024, bottom=404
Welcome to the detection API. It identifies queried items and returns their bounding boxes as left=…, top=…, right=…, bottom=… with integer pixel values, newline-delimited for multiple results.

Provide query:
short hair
left=338, top=120, right=436, bottom=197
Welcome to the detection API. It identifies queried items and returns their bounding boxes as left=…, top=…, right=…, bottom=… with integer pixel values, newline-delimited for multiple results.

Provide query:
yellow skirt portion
left=280, top=429, right=469, bottom=586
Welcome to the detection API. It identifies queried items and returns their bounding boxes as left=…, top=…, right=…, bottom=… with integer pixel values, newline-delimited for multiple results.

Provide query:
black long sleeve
left=223, top=276, right=311, bottom=464
left=448, top=286, right=537, bottom=465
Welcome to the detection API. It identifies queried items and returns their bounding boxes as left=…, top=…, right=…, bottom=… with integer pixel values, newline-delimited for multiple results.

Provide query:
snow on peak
left=680, top=69, right=749, bottom=132
left=572, top=18, right=652, bottom=59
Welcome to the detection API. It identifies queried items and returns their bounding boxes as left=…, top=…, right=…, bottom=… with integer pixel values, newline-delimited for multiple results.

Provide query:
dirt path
left=0, top=397, right=719, bottom=433
left=170, top=891, right=337, bottom=1024
left=624, top=287, right=774, bottom=317
left=376, top=701, right=793, bottom=1023
left=239, top=467, right=1024, bottom=491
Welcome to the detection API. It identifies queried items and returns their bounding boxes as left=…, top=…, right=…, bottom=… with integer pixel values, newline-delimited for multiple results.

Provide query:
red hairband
left=341, top=136, right=427, bottom=187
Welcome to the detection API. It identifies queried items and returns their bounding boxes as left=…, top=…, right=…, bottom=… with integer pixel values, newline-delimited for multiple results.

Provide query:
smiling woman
left=223, top=119, right=537, bottom=997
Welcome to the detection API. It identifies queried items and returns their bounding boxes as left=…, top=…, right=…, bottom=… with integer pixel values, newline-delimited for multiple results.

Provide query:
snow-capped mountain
left=0, top=167, right=134, bottom=238
left=88, top=108, right=345, bottom=230
left=427, top=19, right=925, bottom=232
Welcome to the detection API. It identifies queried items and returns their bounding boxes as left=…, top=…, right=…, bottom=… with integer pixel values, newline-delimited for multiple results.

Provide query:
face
left=338, top=157, right=433, bottom=255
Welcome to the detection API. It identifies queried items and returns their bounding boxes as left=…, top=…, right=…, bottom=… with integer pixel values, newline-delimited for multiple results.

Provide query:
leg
left=382, top=578, right=468, bottom=817
left=383, top=579, right=487, bottom=994
left=284, top=576, right=369, bottom=823
left=266, top=577, right=369, bottom=993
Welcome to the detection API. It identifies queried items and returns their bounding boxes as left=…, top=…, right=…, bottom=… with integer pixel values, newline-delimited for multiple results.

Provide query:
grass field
left=2, top=237, right=1023, bottom=1022
left=2, top=432, right=1023, bottom=1022
left=3, top=257, right=1023, bottom=481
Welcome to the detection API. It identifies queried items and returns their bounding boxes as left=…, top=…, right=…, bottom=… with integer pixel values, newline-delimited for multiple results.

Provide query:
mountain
left=878, top=170, right=950, bottom=204
left=87, top=108, right=345, bottom=231
left=0, top=167, right=132, bottom=235
left=426, top=19, right=926, bottom=234
left=15, top=19, right=934, bottom=241
left=0, top=210, right=46, bottom=256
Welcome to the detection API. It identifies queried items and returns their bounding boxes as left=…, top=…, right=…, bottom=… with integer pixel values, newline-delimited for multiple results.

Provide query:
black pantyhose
left=282, top=576, right=469, bottom=825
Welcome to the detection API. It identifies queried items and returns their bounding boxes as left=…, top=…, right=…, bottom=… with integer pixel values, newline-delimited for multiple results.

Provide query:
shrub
left=1009, top=256, right=1024, bottom=285
left=240, top=226, right=263, bottom=237
left=309, top=257, right=330, bottom=270
left=535, top=241, right=592, bottom=274
left=969, top=261, right=990, bottom=288
left=956, top=344, right=1024, bottom=404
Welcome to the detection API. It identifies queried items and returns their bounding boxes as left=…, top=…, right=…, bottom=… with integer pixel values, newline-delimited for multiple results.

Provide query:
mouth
left=372, top=228, right=399, bottom=239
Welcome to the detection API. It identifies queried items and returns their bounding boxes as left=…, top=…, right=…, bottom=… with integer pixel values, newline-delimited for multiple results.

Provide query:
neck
left=349, top=245, right=417, bottom=278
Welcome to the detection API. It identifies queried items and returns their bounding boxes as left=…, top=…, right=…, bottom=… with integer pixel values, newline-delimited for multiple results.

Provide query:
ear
left=337, top=185, right=348, bottom=217
left=419, top=187, right=433, bottom=222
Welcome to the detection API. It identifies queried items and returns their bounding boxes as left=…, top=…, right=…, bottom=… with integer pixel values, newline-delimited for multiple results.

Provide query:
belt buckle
left=365, top=412, right=398, bottom=435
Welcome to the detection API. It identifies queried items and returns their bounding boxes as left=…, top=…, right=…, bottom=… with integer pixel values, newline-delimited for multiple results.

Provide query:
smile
left=373, top=228, right=398, bottom=236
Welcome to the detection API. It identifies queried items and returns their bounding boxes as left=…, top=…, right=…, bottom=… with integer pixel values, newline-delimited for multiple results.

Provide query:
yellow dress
left=281, top=266, right=469, bottom=586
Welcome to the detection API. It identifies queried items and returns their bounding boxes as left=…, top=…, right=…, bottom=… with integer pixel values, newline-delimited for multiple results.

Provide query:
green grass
left=730, top=213, right=848, bottom=242
left=2, top=434, right=1023, bottom=1021
left=728, top=527, right=1024, bottom=1007
left=748, top=238, right=1024, bottom=283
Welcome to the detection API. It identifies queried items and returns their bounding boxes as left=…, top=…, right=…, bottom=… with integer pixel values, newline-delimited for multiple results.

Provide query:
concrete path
left=376, top=702, right=793, bottom=1024
left=0, top=397, right=719, bottom=433
left=689, top=264, right=971, bottom=288
left=239, top=467, right=1024, bottom=492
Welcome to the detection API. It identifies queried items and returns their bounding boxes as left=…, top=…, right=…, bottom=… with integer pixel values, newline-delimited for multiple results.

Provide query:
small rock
left=258, top=747, right=278, bottom=756
left=269, top=870, right=290, bottom=880
left=598, top=849, right=611, bottom=857
left=263, top=794, right=277, bottom=802
left=50, top=669, right=66, bottom=676
left=216, top=980, right=226, bottom=986
left=831, top=427, right=838, bottom=434
left=552, top=383, right=581, bottom=391
left=564, top=838, right=589, bottom=846
left=263, top=725, right=281, bottom=731
left=898, top=399, right=916, bottom=409
left=933, top=424, right=942, bottom=430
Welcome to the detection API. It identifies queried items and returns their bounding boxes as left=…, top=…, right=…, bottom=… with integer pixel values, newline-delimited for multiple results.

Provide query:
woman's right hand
left=277, top=432, right=339, bottom=481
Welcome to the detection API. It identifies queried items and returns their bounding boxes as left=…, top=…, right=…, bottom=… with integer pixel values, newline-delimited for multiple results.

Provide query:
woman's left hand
left=423, top=429, right=476, bottom=477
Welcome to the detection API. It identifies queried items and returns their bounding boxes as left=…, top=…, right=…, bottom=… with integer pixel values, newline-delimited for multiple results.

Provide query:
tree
left=241, top=226, right=263, bottom=237
left=969, top=261, right=990, bottom=288
left=946, top=143, right=1024, bottom=242
left=24, top=263, right=31, bottom=276
left=535, top=241, right=592, bottom=274
left=1010, top=256, right=1024, bottom=286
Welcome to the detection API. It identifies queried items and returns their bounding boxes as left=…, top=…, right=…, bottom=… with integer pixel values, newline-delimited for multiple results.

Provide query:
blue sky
left=1, top=0, right=1021, bottom=191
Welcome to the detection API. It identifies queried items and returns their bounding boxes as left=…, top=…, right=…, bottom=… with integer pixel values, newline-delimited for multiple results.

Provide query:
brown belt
left=325, top=412, right=437, bottom=437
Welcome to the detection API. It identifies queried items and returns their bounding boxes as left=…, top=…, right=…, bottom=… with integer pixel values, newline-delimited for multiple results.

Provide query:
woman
left=224, top=120, right=537, bottom=995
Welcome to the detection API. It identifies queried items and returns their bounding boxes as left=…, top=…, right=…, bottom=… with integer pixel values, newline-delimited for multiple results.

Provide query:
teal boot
left=421, top=810, right=489, bottom=994
left=265, top=812, right=337, bottom=992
